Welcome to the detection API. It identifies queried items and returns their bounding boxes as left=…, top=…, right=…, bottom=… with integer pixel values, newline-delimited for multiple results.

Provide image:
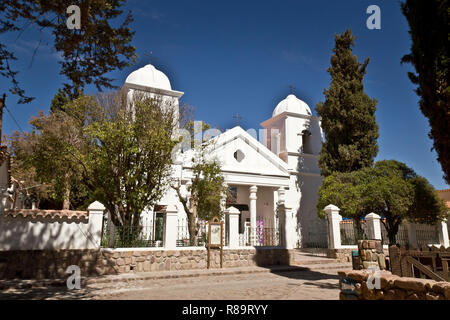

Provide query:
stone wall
left=0, top=247, right=294, bottom=280
left=356, top=240, right=386, bottom=270
left=328, top=247, right=390, bottom=263
left=338, top=269, right=450, bottom=300
left=327, top=248, right=353, bottom=262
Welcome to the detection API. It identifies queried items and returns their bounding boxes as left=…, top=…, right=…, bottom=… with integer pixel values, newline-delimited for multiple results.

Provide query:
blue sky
left=2, top=0, right=448, bottom=189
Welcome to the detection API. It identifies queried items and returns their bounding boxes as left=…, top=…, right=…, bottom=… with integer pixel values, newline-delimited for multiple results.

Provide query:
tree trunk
left=188, top=213, right=197, bottom=246
left=354, top=218, right=365, bottom=240
left=62, top=173, right=71, bottom=210
left=384, top=217, right=399, bottom=245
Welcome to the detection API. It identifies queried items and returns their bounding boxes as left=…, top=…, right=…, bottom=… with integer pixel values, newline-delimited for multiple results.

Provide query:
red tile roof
left=4, top=209, right=89, bottom=221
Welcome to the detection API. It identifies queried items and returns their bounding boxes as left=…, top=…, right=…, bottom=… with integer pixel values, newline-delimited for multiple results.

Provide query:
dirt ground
left=0, top=268, right=341, bottom=300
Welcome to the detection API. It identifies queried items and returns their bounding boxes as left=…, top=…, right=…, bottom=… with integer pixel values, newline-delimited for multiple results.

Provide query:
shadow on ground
left=268, top=265, right=340, bottom=281
left=0, top=284, right=101, bottom=300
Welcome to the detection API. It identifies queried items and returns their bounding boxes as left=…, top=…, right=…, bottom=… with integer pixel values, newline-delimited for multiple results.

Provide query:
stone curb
left=84, top=265, right=311, bottom=285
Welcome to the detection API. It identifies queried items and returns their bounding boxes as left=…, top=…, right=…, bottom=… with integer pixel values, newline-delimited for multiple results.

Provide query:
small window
left=302, top=130, right=312, bottom=154
left=233, top=149, right=245, bottom=162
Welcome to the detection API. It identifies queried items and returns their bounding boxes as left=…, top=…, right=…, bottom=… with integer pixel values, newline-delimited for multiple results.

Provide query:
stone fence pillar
left=87, top=201, right=106, bottom=249
left=163, top=204, right=178, bottom=249
left=365, top=212, right=382, bottom=240
left=438, top=219, right=450, bottom=248
left=225, top=206, right=240, bottom=249
left=324, top=204, right=342, bottom=249
left=406, top=222, right=418, bottom=247
left=278, top=204, right=295, bottom=249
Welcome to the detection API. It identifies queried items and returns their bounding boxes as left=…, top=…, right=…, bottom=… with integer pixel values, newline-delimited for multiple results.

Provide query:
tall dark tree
left=0, top=0, right=136, bottom=104
left=50, top=89, right=71, bottom=113
left=401, top=0, right=450, bottom=184
left=316, top=29, right=379, bottom=177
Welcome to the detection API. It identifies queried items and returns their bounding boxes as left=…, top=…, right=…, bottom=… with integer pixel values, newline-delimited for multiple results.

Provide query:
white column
left=249, top=185, right=257, bottom=245
left=438, top=219, right=450, bottom=248
left=406, top=222, right=418, bottom=247
left=163, top=204, right=178, bottom=249
left=226, top=206, right=240, bottom=248
left=324, top=204, right=342, bottom=249
left=366, top=212, right=382, bottom=240
left=87, top=201, right=106, bottom=249
left=280, top=205, right=295, bottom=249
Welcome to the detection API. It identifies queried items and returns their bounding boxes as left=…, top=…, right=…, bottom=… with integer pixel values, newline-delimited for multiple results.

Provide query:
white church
left=123, top=63, right=328, bottom=249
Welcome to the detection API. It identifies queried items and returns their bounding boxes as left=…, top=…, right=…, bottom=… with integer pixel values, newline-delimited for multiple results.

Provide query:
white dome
left=272, top=94, right=312, bottom=117
left=125, top=64, right=172, bottom=90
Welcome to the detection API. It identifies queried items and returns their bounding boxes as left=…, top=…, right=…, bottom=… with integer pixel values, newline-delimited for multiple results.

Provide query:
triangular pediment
left=180, top=127, right=289, bottom=178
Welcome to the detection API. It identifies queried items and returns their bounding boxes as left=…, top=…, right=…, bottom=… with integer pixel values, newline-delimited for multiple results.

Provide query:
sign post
left=207, top=217, right=223, bottom=269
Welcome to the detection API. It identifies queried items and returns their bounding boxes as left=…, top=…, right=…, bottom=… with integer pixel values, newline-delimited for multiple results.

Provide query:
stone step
left=292, top=258, right=340, bottom=265
left=308, top=263, right=352, bottom=270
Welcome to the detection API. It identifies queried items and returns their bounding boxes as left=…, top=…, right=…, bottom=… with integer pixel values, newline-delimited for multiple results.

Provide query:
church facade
left=124, top=64, right=327, bottom=249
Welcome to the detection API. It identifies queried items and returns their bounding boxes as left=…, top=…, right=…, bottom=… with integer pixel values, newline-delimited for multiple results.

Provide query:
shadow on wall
left=251, top=247, right=292, bottom=266
left=0, top=249, right=115, bottom=280
left=295, top=158, right=326, bottom=248
left=0, top=214, right=96, bottom=251
left=0, top=210, right=117, bottom=280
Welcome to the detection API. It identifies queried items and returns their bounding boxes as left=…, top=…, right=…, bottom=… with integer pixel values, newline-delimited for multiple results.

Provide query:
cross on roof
left=288, top=84, right=296, bottom=94
left=144, top=50, right=158, bottom=64
left=233, top=113, right=242, bottom=126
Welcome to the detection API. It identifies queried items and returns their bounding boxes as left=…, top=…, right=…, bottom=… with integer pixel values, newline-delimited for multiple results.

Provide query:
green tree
left=172, top=122, right=228, bottom=246
left=7, top=134, right=51, bottom=208
left=9, top=97, right=92, bottom=210
left=317, top=170, right=367, bottom=239
left=0, top=0, right=136, bottom=103
left=10, top=90, right=182, bottom=243
left=79, top=90, right=180, bottom=243
left=401, top=0, right=450, bottom=184
left=316, top=29, right=379, bottom=177
left=317, top=160, right=447, bottom=244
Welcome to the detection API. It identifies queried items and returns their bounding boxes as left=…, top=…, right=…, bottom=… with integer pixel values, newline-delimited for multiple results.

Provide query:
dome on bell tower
left=272, top=94, right=312, bottom=117
left=125, top=64, right=172, bottom=91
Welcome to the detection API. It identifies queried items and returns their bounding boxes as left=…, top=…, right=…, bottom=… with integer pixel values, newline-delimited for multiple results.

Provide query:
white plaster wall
left=285, top=117, right=307, bottom=153
left=0, top=213, right=103, bottom=251
left=262, top=118, right=286, bottom=155
left=212, top=137, right=288, bottom=177
left=256, top=187, right=275, bottom=222
left=295, top=174, right=327, bottom=247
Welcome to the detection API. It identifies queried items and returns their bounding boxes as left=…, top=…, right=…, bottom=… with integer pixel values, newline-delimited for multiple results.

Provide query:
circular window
left=233, top=149, right=245, bottom=162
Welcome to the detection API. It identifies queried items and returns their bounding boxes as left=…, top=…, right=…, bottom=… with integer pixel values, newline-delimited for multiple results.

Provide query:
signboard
left=209, top=224, right=222, bottom=246
left=207, top=217, right=223, bottom=268
left=340, top=277, right=358, bottom=296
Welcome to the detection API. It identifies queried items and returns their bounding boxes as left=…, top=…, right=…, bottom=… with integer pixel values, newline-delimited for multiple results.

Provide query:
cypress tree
left=316, top=29, right=379, bottom=177
left=401, top=0, right=450, bottom=184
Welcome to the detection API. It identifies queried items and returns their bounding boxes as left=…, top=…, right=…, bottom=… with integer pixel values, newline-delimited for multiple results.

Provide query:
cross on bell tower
left=288, top=84, right=296, bottom=95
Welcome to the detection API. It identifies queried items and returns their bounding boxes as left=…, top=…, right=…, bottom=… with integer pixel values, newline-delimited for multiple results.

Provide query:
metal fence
left=339, top=219, right=369, bottom=245
left=380, top=222, right=409, bottom=246
left=101, top=214, right=163, bottom=248
left=379, top=221, right=441, bottom=247
left=239, top=217, right=281, bottom=246
left=416, top=223, right=440, bottom=247
left=176, top=218, right=211, bottom=247
left=303, top=218, right=329, bottom=249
